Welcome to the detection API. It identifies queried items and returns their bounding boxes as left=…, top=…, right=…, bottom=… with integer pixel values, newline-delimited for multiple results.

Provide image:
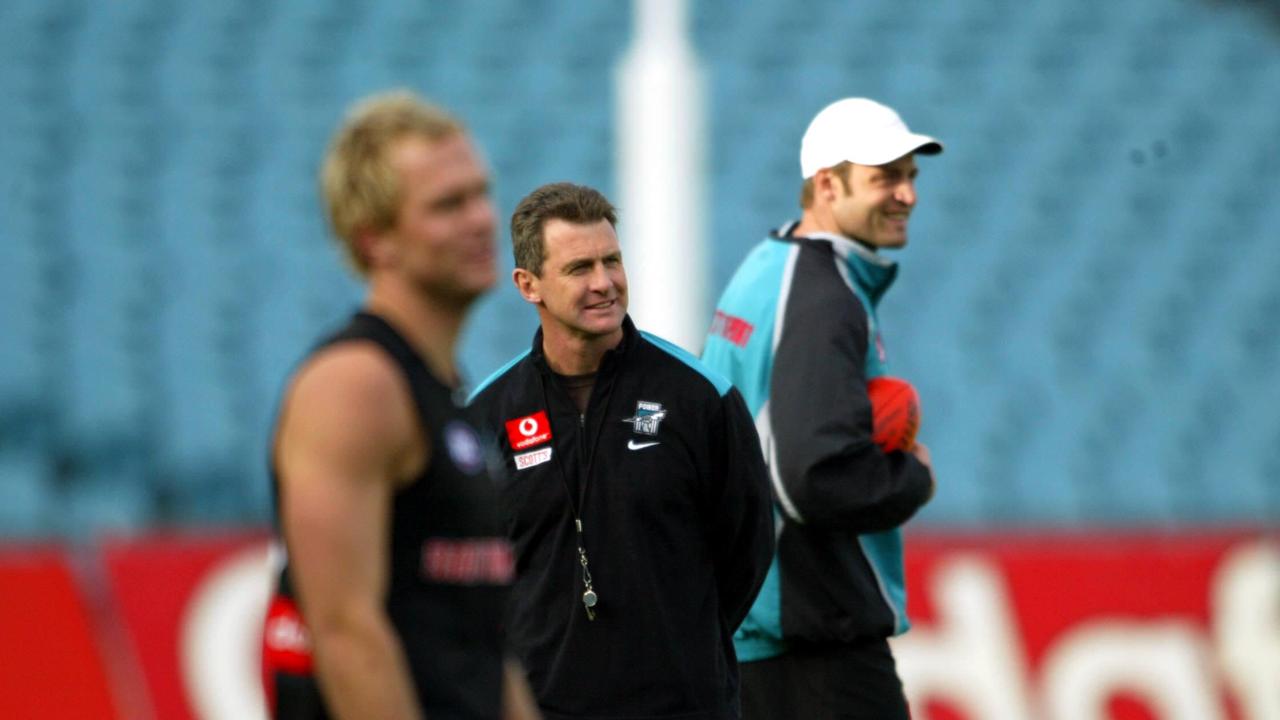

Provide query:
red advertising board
left=100, top=532, right=272, bottom=720
left=1, top=530, right=1275, bottom=719
left=0, top=547, right=119, bottom=720
left=893, top=532, right=1278, bottom=720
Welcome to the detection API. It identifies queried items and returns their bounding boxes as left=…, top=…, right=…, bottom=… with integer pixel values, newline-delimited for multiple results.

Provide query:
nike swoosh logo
left=627, top=440, right=660, bottom=451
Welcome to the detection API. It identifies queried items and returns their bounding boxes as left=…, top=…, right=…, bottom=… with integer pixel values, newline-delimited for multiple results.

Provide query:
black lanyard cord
left=537, top=365, right=615, bottom=620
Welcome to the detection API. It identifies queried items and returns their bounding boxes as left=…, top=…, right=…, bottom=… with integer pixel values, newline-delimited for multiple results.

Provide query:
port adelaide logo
left=622, top=400, right=667, bottom=436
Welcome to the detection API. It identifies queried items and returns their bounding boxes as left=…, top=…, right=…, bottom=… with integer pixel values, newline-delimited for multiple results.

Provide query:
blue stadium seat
left=57, top=459, right=155, bottom=537
left=2, top=0, right=1279, bottom=535
left=0, top=243, right=46, bottom=408
left=0, top=449, right=56, bottom=538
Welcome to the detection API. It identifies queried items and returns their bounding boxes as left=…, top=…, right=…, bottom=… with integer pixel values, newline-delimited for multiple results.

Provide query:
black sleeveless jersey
left=266, top=311, right=513, bottom=720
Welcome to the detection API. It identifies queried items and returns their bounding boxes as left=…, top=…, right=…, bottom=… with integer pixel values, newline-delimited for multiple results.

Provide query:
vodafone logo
left=505, top=411, right=552, bottom=450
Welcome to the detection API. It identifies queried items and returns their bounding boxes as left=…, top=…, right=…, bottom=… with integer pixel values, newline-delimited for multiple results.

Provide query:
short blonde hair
left=320, top=90, right=464, bottom=274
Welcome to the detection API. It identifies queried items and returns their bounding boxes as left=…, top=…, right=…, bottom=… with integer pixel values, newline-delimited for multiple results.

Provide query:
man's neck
left=539, top=323, right=624, bottom=376
left=792, top=211, right=877, bottom=252
left=364, top=279, right=469, bottom=385
left=793, top=208, right=838, bottom=239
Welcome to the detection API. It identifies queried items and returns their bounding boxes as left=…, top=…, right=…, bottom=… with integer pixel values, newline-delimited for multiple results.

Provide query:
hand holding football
left=867, top=377, right=920, bottom=453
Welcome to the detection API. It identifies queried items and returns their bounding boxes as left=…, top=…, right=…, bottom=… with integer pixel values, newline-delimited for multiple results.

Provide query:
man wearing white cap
left=701, top=98, right=942, bottom=718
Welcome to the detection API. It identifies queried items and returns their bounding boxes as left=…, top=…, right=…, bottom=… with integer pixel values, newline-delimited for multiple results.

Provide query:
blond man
left=262, top=90, right=538, bottom=720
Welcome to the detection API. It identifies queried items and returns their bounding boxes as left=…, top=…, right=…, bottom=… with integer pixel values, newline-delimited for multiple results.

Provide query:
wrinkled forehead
left=542, top=218, right=620, bottom=261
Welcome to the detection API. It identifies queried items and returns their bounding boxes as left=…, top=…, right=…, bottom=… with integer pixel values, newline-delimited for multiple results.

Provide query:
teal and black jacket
left=702, top=222, right=933, bottom=662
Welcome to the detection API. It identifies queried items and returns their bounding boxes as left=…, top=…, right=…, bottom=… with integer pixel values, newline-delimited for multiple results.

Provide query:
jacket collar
left=773, top=221, right=899, bottom=306
left=530, top=314, right=638, bottom=375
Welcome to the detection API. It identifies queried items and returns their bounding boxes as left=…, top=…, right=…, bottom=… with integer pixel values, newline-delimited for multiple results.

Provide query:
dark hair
left=511, top=182, right=618, bottom=275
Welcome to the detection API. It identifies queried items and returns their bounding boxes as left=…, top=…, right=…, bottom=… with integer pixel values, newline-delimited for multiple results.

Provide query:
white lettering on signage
left=1214, top=541, right=1280, bottom=720
left=1040, top=622, right=1221, bottom=720
left=891, top=540, right=1279, bottom=720
left=181, top=542, right=275, bottom=720
left=891, top=556, right=1034, bottom=719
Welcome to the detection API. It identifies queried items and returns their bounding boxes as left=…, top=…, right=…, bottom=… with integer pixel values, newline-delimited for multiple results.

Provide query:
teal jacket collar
left=774, top=221, right=899, bottom=306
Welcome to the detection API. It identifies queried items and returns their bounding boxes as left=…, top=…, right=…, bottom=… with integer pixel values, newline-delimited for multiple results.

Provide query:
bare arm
left=501, top=658, right=541, bottom=720
left=277, top=344, right=426, bottom=720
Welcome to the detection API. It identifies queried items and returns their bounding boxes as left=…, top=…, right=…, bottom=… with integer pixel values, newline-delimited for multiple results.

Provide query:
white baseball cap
left=800, top=98, right=943, bottom=178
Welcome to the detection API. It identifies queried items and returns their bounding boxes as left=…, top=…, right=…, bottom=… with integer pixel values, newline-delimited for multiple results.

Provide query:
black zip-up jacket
left=469, top=316, right=774, bottom=720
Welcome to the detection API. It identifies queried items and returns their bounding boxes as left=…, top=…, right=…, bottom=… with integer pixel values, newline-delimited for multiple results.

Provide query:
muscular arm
left=501, top=658, right=541, bottom=720
left=277, top=344, right=425, bottom=720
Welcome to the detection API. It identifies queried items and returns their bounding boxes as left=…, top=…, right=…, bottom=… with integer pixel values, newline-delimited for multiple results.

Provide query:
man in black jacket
left=470, top=182, right=774, bottom=720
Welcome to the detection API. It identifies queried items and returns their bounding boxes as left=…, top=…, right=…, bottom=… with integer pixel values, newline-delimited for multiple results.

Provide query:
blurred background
left=1, top=1, right=1277, bottom=718
left=4, top=0, right=1280, bottom=536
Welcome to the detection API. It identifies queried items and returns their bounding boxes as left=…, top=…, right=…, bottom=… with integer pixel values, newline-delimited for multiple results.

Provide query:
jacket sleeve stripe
left=770, top=245, right=801, bottom=352
left=466, top=349, right=531, bottom=405
left=756, top=399, right=806, bottom=524
left=760, top=244, right=807, bottom=523
left=639, top=331, right=734, bottom=397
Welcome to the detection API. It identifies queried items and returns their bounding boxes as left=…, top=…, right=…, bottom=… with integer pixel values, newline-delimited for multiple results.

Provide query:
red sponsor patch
left=262, top=595, right=313, bottom=675
left=505, top=410, right=552, bottom=450
left=261, top=594, right=314, bottom=714
left=710, top=310, right=755, bottom=348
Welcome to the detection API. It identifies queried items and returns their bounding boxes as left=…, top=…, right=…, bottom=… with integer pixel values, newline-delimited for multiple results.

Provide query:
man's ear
left=815, top=168, right=841, bottom=204
left=358, top=227, right=397, bottom=269
left=513, top=267, right=541, bottom=304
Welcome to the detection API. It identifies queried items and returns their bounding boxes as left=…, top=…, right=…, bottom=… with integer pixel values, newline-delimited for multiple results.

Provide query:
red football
left=867, top=377, right=920, bottom=453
